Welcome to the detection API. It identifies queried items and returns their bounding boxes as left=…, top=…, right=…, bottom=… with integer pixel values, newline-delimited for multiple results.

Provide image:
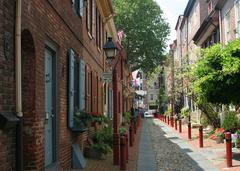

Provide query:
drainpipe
left=218, top=10, right=222, bottom=43
left=15, top=0, right=23, bottom=171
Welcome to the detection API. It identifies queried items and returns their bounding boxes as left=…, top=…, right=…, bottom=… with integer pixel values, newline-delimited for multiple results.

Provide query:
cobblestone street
left=142, top=119, right=219, bottom=171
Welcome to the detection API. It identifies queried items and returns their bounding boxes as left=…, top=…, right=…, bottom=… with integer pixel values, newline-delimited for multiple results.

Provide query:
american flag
left=118, top=30, right=125, bottom=44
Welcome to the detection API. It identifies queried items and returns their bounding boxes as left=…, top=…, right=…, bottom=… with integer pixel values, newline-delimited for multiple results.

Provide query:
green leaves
left=193, top=39, right=240, bottom=104
left=113, top=0, right=170, bottom=73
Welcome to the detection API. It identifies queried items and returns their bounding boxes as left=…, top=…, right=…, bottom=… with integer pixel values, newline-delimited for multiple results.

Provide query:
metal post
left=129, top=125, right=133, bottom=147
left=113, top=133, right=119, bottom=165
left=225, top=132, right=232, bottom=167
left=199, top=125, right=203, bottom=148
left=171, top=116, right=174, bottom=127
left=120, top=136, right=126, bottom=170
left=175, top=118, right=177, bottom=130
left=124, top=133, right=128, bottom=162
left=113, top=69, right=119, bottom=165
left=188, top=122, right=191, bottom=140
left=179, top=119, right=182, bottom=133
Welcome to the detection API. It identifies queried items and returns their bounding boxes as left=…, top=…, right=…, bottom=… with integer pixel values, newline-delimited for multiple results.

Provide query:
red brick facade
left=0, top=0, right=132, bottom=170
left=20, top=0, right=107, bottom=170
left=0, top=0, right=16, bottom=170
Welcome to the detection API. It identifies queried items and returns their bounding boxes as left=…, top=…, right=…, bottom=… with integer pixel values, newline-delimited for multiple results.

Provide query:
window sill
left=88, top=32, right=93, bottom=40
left=71, top=127, right=89, bottom=133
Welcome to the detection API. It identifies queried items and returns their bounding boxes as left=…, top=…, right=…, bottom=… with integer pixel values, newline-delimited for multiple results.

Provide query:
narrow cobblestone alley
left=139, top=119, right=219, bottom=171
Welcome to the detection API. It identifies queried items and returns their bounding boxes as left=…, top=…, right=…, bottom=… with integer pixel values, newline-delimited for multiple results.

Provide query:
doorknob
left=45, top=112, right=49, bottom=120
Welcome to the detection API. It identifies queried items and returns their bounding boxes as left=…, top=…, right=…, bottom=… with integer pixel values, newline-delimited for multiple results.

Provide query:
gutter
left=15, top=0, right=23, bottom=170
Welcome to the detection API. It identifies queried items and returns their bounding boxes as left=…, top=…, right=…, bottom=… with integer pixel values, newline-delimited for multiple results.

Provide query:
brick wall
left=21, top=0, right=107, bottom=170
left=221, top=0, right=236, bottom=43
left=0, top=0, right=16, bottom=170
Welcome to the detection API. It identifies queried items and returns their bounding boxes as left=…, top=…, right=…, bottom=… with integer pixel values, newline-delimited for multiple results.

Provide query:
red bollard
left=124, top=133, right=128, bottom=162
left=175, top=119, right=177, bottom=130
left=225, top=132, right=232, bottom=167
left=199, top=125, right=203, bottom=148
left=134, top=121, right=137, bottom=134
left=179, top=119, right=182, bottom=133
left=113, top=133, right=119, bottom=165
left=171, top=116, right=174, bottom=127
left=120, top=136, right=127, bottom=170
left=129, top=125, right=133, bottom=147
left=188, top=123, right=191, bottom=140
left=167, top=116, right=170, bottom=125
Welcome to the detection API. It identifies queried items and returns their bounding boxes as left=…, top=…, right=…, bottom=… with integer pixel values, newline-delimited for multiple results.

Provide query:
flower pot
left=84, top=146, right=103, bottom=159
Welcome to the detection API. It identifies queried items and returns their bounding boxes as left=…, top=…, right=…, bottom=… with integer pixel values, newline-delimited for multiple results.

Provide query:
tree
left=193, top=40, right=240, bottom=105
left=113, top=0, right=170, bottom=73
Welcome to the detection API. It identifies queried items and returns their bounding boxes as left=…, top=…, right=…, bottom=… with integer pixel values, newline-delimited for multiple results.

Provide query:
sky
left=155, top=0, right=188, bottom=47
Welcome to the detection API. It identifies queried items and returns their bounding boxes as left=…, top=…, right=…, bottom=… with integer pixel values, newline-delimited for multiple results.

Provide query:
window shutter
left=79, top=0, right=83, bottom=16
left=79, top=59, right=85, bottom=111
left=68, top=49, right=75, bottom=128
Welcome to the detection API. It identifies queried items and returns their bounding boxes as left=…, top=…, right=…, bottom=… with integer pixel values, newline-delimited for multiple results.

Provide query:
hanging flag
left=118, top=30, right=125, bottom=44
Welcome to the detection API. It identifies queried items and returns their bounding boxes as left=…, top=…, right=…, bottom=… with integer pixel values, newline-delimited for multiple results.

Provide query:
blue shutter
left=79, top=59, right=85, bottom=111
left=68, top=49, right=75, bottom=128
left=79, top=0, right=83, bottom=16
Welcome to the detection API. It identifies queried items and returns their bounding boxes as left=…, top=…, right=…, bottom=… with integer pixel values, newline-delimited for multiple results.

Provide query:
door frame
left=44, top=39, right=59, bottom=167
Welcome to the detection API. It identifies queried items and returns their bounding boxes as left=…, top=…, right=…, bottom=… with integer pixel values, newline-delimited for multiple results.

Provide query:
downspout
left=15, top=0, right=23, bottom=171
left=218, top=10, right=222, bottom=43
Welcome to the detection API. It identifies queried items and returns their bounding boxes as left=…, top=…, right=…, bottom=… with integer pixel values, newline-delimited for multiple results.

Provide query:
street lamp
left=103, top=37, right=119, bottom=165
left=104, top=37, right=118, bottom=68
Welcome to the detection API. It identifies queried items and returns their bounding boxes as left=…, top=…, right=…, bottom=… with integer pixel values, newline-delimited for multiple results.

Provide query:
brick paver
left=75, top=121, right=142, bottom=171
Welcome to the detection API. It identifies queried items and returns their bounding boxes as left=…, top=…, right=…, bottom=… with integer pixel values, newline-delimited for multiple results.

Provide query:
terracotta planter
left=84, top=146, right=103, bottom=159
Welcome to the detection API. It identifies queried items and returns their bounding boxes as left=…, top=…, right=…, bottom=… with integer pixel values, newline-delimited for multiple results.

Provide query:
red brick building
left=0, top=0, right=17, bottom=170
left=0, top=0, right=132, bottom=170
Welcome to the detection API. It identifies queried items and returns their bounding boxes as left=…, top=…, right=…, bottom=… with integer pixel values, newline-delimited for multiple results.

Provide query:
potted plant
left=72, top=110, right=92, bottom=132
left=84, top=126, right=113, bottom=159
left=215, top=132, right=224, bottom=144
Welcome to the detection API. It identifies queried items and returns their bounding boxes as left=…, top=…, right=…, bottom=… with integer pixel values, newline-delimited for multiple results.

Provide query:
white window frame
left=224, top=12, right=230, bottom=43
left=235, top=0, right=240, bottom=38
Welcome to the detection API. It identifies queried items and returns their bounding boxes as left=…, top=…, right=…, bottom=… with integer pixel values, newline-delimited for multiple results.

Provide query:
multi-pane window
left=225, top=12, right=230, bottom=43
left=72, top=0, right=83, bottom=16
left=150, top=94, right=153, bottom=100
left=96, top=9, right=103, bottom=48
left=235, top=0, right=240, bottom=38
left=87, top=0, right=94, bottom=35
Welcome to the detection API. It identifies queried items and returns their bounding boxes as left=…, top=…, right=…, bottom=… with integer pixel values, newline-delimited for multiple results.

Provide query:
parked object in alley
left=144, top=111, right=154, bottom=118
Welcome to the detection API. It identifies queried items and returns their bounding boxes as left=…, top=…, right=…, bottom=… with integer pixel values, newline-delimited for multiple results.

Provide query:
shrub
left=222, top=111, right=240, bottom=133
left=92, top=126, right=113, bottom=148
left=180, top=107, right=190, bottom=118
left=200, top=115, right=210, bottom=128
left=119, top=127, right=127, bottom=136
left=123, top=112, right=131, bottom=124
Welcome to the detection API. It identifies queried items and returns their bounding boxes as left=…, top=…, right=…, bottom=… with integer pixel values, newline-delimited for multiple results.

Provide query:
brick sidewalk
left=159, top=118, right=240, bottom=171
left=78, top=122, right=141, bottom=171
